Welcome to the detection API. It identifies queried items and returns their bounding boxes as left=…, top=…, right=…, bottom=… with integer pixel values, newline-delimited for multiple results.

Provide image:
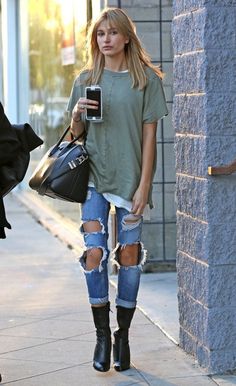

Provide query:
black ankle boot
left=113, top=306, right=136, bottom=371
left=91, top=302, right=111, bottom=372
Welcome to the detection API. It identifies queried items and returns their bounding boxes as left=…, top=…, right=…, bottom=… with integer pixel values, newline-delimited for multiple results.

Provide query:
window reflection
left=28, top=0, right=87, bottom=150
left=27, top=0, right=88, bottom=219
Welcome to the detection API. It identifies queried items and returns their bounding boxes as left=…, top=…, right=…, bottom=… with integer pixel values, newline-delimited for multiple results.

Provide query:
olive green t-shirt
left=67, top=67, right=168, bottom=207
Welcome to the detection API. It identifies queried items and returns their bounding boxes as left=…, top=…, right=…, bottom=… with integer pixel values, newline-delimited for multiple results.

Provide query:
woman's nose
left=104, top=33, right=110, bottom=41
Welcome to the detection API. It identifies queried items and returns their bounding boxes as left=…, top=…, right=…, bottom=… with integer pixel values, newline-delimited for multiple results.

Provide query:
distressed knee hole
left=80, top=247, right=107, bottom=273
left=86, top=247, right=103, bottom=270
left=112, top=242, right=147, bottom=269
left=119, top=244, right=139, bottom=266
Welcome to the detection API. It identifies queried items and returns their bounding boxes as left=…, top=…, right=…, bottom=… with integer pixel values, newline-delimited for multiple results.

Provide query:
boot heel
left=113, top=330, right=130, bottom=371
left=93, top=331, right=111, bottom=372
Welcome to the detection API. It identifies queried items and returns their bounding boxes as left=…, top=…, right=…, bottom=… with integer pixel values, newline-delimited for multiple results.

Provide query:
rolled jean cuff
left=89, top=295, right=109, bottom=306
left=115, top=297, right=137, bottom=309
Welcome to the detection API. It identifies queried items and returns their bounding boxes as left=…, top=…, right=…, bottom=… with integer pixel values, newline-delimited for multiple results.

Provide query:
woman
left=67, top=8, right=168, bottom=373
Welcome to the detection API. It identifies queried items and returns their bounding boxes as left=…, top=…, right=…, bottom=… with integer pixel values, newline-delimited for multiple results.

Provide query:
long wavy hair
left=81, top=8, right=163, bottom=90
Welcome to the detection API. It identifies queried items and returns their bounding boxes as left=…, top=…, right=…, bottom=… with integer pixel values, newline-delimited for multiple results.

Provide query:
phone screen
left=86, top=88, right=102, bottom=119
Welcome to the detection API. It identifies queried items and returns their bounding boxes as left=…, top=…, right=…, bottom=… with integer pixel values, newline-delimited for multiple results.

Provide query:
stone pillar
left=172, top=0, right=236, bottom=374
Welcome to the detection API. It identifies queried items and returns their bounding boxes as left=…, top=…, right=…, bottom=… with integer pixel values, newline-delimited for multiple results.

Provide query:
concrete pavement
left=0, top=192, right=234, bottom=385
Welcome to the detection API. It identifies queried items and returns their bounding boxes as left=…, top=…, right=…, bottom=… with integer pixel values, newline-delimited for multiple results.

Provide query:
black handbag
left=0, top=123, right=43, bottom=197
left=29, top=126, right=89, bottom=203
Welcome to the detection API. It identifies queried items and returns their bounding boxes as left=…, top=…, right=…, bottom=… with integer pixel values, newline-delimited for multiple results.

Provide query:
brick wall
left=173, top=0, right=236, bottom=373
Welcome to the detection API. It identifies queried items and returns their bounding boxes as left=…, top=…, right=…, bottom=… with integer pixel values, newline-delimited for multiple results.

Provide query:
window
left=117, top=0, right=176, bottom=266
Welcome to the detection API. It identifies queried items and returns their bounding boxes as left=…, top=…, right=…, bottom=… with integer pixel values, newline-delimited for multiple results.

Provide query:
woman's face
left=96, top=20, right=129, bottom=59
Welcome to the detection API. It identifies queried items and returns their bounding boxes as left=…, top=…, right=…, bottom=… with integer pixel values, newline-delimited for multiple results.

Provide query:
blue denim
left=80, top=187, right=145, bottom=308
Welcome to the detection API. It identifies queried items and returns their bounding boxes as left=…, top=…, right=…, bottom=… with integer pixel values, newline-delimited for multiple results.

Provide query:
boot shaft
left=116, top=306, right=136, bottom=330
left=91, top=302, right=111, bottom=331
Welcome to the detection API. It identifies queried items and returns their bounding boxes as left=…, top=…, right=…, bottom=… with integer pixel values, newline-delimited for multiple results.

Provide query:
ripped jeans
left=80, top=187, right=146, bottom=309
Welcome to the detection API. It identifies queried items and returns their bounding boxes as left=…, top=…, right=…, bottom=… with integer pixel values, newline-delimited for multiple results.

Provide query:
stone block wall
left=173, top=0, right=236, bottom=373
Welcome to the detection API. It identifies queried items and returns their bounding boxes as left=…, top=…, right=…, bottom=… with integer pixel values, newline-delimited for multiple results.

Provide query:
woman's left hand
left=131, top=122, right=157, bottom=216
left=131, top=185, right=149, bottom=216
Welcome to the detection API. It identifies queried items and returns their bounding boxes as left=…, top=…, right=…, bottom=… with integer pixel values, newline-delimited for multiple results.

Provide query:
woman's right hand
left=72, top=97, right=98, bottom=121
left=70, top=97, right=99, bottom=137
left=72, top=98, right=86, bottom=122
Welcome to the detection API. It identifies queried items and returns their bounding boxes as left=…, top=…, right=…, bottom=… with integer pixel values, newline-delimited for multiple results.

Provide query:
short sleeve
left=143, top=73, right=168, bottom=123
left=67, top=75, right=84, bottom=114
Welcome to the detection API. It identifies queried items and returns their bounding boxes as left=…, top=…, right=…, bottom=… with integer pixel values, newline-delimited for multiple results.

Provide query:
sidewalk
left=0, top=192, right=233, bottom=385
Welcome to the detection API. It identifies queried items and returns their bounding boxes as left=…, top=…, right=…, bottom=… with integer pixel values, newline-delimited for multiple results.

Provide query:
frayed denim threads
left=79, top=187, right=146, bottom=308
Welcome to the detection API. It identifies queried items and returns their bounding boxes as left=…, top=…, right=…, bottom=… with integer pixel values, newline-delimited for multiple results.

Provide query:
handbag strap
left=55, top=126, right=86, bottom=148
left=48, top=126, right=86, bottom=157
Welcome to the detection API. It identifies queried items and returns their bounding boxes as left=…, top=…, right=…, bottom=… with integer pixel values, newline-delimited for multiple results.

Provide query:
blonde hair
left=81, top=8, right=163, bottom=90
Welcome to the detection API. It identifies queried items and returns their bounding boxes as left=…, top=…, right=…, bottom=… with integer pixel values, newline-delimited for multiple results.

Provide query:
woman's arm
left=70, top=116, right=85, bottom=138
left=70, top=97, right=99, bottom=137
left=131, top=121, right=157, bottom=215
left=70, top=101, right=85, bottom=138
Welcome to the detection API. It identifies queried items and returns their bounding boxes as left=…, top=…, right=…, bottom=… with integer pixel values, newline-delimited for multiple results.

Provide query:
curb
left=14, top=191, right=84, bottom=256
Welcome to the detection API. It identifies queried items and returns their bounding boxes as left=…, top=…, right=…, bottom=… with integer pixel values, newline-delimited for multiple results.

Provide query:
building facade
left=173, top=0, right=236, bottom=374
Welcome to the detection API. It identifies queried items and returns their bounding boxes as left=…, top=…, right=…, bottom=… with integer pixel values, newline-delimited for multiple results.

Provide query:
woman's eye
left=111, top=30, right=118, bottom=35
left=97, top=32, right=104, bottom=37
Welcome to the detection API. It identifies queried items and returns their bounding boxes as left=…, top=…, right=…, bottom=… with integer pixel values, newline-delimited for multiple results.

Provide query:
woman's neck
left=104, top=57, right=127, bottom=72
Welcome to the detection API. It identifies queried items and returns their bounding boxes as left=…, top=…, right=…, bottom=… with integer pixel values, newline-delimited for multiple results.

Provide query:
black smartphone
left=85, top=86, right=103, bottom=122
